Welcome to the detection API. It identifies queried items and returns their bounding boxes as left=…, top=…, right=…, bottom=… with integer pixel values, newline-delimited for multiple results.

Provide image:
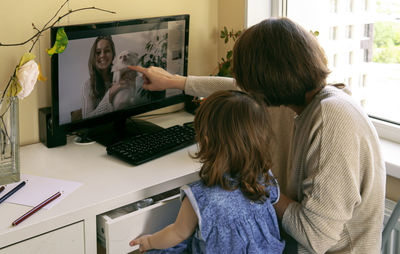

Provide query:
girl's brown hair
left=88, top=35, right=116, bottom=99
left=232, top=17, right=330, bottom=106
left=192, top=90, right=274, bottom=201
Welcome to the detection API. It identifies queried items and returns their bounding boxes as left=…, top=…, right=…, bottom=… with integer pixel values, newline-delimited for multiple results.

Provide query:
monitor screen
left=51, top=15, right=189, bottom=145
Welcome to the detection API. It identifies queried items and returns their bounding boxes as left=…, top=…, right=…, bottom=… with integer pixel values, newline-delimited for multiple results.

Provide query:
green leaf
left=47, top=27, right=68, bottom=56
left=18, top=52, right=36, bottom=67
left=226, top=50, right=233, bottom=60
left=7, top=76, right=22, bottom=97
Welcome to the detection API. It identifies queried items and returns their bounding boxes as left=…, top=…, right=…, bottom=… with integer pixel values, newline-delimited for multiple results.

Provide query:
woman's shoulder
left=319, top=85, right=359, bottom=110
left=319, top=86, right=372, bottom=129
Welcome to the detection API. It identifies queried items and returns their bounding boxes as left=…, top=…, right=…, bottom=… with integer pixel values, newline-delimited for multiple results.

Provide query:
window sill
left=380, top=138, right=400, bottom=179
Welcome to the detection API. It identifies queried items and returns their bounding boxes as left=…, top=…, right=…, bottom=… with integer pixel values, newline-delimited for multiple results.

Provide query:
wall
left=0, top=0, right=220, bottom=146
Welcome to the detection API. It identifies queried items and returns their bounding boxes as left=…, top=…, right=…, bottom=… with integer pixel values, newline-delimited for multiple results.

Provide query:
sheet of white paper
left=0, top=174, right=82, bottom=209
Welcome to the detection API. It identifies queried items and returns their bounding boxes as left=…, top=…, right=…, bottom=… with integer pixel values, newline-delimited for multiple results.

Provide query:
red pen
left=12, top=191, right=62, bottom=226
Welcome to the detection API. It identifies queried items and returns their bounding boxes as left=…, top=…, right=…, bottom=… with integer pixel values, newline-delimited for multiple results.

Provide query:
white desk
left=0, top=111, right=200, bottom=254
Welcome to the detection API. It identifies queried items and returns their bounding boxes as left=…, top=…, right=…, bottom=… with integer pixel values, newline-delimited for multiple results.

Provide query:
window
left=284, top=0, right=400, bottom=142
left=333, top=53, right=338, bottom=67
left=330, top=0, right=338, bottom=13
left=349, top=51, right=354, bottom=65
left=363, top=0, right=369, bottom=11
left=347, top=77, right=353, bottom=87
left=364, top=24, right=372, bottom=38
left=246, top=0, right=271, bottom=27
left=363, top=49, right=369, bottom=62
left=362, top=74, right=367, bottom=88
left=330, top=26, right=338, bottom=40
left=346, top=0, right=354, bottom=12
left=346, top=25, right=353, bottom=39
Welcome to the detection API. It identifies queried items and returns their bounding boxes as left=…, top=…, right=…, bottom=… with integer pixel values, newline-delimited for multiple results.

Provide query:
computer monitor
left=51, top=14, right=189, bottom=146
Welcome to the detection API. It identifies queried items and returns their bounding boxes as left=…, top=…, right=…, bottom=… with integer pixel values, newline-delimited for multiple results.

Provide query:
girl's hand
left=129, top=235, right=152, bottom=253
left=128, top=66, right=186, bottom=91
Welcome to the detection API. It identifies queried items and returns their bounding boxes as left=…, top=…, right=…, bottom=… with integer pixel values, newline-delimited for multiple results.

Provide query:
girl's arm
left=129, top=197, right=198, bottom=252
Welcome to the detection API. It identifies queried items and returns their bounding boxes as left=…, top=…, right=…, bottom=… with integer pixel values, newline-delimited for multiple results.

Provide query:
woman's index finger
left=128, top=65, right=146, bottom=74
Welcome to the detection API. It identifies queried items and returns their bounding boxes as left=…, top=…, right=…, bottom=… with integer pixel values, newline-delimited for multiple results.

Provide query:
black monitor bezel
left=50, top=14, right=189, bottom=134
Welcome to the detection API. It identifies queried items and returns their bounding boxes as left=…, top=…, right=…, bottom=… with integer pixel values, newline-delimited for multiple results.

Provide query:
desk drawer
left=97, top=189, right=181, bottom=254
left=0, top=221, right=84, bottom=254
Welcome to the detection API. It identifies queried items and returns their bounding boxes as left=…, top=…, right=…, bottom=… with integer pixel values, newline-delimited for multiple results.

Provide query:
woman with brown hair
left=81, top=35, right=128, bottom=118
left=129, top=17, right=386, bottom=253
left=130, top=90, right=285, bottom=253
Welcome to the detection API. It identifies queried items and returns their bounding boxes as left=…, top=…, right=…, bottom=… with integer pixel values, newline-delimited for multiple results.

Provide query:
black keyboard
left=106, top=122, right=196, bottom=165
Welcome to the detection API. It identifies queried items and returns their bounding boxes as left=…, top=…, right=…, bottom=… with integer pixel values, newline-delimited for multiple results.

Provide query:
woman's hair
left=192, top=90, right=274, bottom=201
left=88, top=35, right=116, bottom=99
left=232, top=17, right=331, bottom=106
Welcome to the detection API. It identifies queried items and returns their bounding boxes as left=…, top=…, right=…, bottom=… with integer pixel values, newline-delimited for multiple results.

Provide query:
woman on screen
left=81, top=35, right=129, bottom=118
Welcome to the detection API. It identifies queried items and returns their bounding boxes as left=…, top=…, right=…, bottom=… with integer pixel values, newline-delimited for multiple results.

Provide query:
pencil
left=0, top=181, right=26, bottom=205
left=0, top=186, right=5, bottom=194
left=12, top=191, right=62, bottom=227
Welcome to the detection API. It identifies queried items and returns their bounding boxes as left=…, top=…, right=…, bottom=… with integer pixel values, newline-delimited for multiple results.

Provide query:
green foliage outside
left=373, top=21, right=400, bottom=63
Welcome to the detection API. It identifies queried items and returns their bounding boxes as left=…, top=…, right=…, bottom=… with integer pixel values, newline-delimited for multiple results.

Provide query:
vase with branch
left=0, top=0, right=115, bottom=185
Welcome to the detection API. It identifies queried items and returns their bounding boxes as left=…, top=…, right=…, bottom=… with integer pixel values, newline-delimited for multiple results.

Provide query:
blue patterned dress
left=146, top=170, right=285, bottom=254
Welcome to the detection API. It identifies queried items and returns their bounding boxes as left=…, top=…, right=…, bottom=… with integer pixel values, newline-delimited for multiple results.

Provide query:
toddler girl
left=130, top=90, right=285, bottom=253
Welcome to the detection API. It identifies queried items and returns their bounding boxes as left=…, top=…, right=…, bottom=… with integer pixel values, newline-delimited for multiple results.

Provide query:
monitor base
left=77, top=118, right=164, bottom=147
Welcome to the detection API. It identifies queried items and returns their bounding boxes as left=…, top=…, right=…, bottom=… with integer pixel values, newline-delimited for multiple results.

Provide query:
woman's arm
left=128, top=65, right=238, bottom=97
left=129, top=197, right=198, bottom=252
left=128, top=66, right=187, bottom=91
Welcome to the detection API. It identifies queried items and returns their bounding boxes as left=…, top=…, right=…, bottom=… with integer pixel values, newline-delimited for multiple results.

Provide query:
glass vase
left=0, top=96, right=20, bottom=185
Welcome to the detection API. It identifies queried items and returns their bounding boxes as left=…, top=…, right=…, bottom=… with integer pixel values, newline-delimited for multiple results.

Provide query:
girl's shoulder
left=183, top=175, right=280, bottom=208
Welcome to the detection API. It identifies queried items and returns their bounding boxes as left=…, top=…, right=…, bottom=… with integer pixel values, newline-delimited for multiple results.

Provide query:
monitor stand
left=75, top=117, right=164, bottom=147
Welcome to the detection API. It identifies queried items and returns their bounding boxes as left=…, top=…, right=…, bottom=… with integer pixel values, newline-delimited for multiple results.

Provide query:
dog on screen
left=111, top=50, right=139, bottom=110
